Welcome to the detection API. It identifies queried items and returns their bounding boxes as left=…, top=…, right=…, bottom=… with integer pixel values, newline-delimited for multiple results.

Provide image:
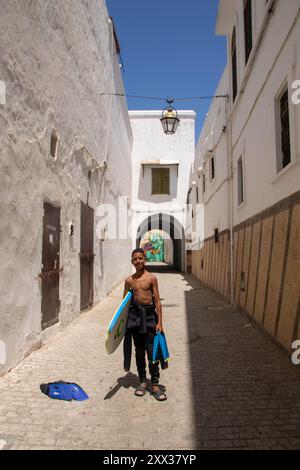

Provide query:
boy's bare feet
left=134, top=382, right=147, bottom=397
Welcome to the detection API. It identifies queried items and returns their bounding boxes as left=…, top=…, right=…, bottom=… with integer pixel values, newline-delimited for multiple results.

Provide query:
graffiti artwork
left=140, top=230, right=165, bottom=262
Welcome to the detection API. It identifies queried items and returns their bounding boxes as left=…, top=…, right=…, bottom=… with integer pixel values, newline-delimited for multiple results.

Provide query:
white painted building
left=0, top=1, right=132, bottom=376
left=191, top=66, right=229, bottom=243
left=129, top=110, right=196, bottom=271
left=216, top=0, right=300, bottom=223
left=190, top=0, right=300, bottom=352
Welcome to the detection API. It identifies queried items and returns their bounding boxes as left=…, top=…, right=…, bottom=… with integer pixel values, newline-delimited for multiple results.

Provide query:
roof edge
left=128, top=110, right=196, bottom=119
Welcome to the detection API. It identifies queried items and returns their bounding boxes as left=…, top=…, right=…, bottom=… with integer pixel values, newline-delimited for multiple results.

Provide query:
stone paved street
left=1, top=272, right=300, bottom=450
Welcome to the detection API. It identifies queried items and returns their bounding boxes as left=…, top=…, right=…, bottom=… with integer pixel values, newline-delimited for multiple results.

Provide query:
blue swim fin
left=70, top=383, right=89, bottom=401
left=152, top=332, right=170, bottom=368
left=152, top=333, right=160, bottom=363
left=158, top=332, right=170, bottom=361
left=41, top=381, right=73, bottom=401
left=40, top=381, right=89, bottom=401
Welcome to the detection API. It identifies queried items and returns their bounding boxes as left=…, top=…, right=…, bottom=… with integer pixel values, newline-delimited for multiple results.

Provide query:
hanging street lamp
left=160, top=99, right=180, bottom=135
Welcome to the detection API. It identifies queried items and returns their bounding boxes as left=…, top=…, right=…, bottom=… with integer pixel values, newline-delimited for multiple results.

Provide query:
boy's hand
left=156, top=323, right=164, bottom=333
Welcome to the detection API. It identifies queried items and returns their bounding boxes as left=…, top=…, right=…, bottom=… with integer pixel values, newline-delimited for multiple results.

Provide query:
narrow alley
left=0, top=271, right=300, bottom=450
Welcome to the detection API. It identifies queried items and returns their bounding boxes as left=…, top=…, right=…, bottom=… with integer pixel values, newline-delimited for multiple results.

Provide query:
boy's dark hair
left=131, top=248, right=145, bottom=258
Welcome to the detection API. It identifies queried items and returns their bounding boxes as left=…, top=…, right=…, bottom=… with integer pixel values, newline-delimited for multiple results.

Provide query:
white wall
left=195, top=0, right=300, bottom=239
left=129, top=110, right=196, bottom=270
left=130, top=110, right=196, bottom=209
left=190, top=67, right=230, bottom=241
left=0, top=0, right=132, bottom=375
left=229, top=0, right=300, bottom=226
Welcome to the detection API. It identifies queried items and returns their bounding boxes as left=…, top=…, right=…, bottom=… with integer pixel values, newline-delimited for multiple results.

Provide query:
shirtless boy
left=123, top=248, right=167, bottom=401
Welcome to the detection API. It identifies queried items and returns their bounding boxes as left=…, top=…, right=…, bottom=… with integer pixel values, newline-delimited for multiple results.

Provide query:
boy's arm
left=152, top=276, right=163, bottom=332
left=123, top=278, right=130, bottom=298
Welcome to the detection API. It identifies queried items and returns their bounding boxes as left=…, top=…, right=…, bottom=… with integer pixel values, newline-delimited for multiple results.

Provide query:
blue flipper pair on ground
left=40, top=381, right=89, bottom=401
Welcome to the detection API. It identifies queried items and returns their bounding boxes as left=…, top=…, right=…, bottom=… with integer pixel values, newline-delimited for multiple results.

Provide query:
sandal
left=134, top=383, right=147, bottom=397
left=151, top=386, right=167, bottom=401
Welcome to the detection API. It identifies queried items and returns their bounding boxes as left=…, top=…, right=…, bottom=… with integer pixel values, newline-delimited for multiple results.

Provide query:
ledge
left=128, top=110, right=196, bottom=119
left=270, top=158, right=300, bottom=184
left=236, top=200, right=247, bottom=212
left=141, top=159, right=179, bottom=166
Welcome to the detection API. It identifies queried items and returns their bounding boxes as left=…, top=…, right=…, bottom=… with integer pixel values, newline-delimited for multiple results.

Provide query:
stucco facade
left=190, top=0, right=300, bottom=352
left=129, top=110, right=196, bottom=271
left=0, top=0, right=132, bottom=375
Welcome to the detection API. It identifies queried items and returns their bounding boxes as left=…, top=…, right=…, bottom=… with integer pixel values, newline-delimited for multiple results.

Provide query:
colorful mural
left=140, top=230, right=165, bottom=262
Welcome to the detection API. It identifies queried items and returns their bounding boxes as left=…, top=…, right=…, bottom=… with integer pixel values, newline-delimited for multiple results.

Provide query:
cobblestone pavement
left=0, top=272, right=300, bottom=450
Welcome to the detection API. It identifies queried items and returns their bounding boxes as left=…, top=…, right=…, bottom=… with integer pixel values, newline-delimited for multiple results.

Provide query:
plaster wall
left=191, top=0, right=300, bottom=352
left=130, top=111, right=196, bottom=211
left=191, top=67, right=230, bottom=241
left=0, top=0, right=132, bottom=375
left=129, top=111, right=195, bottom=271
left=230, top=0, right=300, bottom=226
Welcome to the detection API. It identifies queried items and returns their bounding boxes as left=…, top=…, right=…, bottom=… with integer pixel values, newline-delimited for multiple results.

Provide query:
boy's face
left=131, top=253, right=145, bottom=270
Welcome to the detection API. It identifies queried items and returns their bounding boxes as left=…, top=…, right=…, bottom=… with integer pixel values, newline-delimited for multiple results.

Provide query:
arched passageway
left=136, top=213, right=185, bottom=272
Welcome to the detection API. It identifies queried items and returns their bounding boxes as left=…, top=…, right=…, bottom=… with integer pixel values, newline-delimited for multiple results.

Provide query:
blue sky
left=105, top=0, right=227, bottom=141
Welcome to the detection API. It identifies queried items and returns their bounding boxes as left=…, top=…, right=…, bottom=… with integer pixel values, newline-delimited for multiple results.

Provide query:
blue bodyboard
left=105, top=290, right=133, bottom=354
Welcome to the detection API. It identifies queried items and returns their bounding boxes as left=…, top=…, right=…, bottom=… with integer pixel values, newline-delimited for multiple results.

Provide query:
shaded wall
left=192, top=190, right=300, bottom=352
left=192, top=229, right=231, bottom=301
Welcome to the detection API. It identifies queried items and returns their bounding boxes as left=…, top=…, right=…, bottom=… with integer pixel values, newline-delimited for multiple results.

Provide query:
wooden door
left=80, top=202, right=94, bottom=310
left=41, top=202, right=61, bottom=330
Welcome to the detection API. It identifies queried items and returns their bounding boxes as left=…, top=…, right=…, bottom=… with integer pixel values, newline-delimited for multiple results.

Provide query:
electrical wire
left=100, top=92, right=228, bottom=102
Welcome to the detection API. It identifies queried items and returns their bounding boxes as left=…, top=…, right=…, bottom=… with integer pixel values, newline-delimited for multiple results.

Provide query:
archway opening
left=136, top=213, right=185, bottom=272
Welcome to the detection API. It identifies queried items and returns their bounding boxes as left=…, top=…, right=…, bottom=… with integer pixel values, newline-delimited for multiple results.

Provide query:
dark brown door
left=41, top=202, right=61, bottom=330
left=80, top=202, right=94, bottom=311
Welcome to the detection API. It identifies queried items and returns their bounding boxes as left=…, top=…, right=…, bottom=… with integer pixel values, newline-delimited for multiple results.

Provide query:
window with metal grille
left=244, top=0, right=253, bottom=65
left=151, top=168, right=170, bottom=195
left=237, top=156, right=244, bottom=205
left=210, top=156, right=215, bottom=181
left=280, top=88, right=291, bottom=169
left=231, top=27, right=238, bottom=102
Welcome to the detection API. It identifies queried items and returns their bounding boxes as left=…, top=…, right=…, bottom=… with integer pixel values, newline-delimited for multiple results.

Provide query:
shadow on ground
left=104, top=372, right=167, bottom=401
left=183, top=273, right=300, bottom=450
left=145, top=263, right=178, bottom=274
left=104, top=372, right=140, bottom=400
